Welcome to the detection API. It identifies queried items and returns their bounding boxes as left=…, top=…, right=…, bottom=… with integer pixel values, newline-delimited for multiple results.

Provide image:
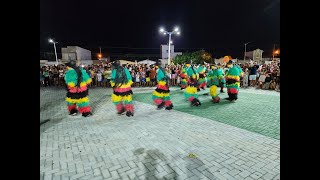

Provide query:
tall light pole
left=159, top=26, right=180, bottom=65
left=244, top=42, right=251, bottom=61
left=49, top=38, right=58, bottom=65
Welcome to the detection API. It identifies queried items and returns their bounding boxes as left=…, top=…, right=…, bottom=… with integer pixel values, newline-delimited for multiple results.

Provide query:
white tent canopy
left=138, top=59, right=156, bottom=65
left=118, top=60, right=136, bottom=65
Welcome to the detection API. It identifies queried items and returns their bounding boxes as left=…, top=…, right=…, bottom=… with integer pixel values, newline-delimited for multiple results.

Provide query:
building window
left=166, top=50, right=168, bottom=53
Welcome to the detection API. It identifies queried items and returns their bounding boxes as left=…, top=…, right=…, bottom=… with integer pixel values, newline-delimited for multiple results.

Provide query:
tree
left=173, top=50, right=213, bottom=64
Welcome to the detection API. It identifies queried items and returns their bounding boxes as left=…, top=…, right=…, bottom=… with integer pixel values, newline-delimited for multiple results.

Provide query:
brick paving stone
left=40, top=87, right=280, bottom=180
left=238, top=170, right=252, bottom=178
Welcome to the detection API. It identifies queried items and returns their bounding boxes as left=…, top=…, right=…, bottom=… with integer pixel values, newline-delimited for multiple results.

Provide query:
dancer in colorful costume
left=216, top=64, right=226, bottom=93
left=110, top=60, right=134, bottom=117
left=184, top=63, right=201, bottom=106
left=197, top=63, right=207, bottom=91
left=225, top=60, right=244, bottom=102
left=64, top=60, right=92, bottom=117
left=179, top=64, right=188, bottom=90
left=152, top=61, right=174, bottom=110
left=207, top=64, right=220, bottom=103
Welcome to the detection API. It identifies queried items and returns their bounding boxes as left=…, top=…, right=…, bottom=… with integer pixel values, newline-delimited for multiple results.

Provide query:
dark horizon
left=40, top=0, right=280, bottom=60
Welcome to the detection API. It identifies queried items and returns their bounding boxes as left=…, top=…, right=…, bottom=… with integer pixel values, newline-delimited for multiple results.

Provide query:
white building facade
left=61, top=46, right=92, bottom=65
left=160, top=45, right=182, bottom=64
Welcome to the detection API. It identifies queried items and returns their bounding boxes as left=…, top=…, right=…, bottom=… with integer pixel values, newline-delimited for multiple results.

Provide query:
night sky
left=40, top=0, right=280, bottom=59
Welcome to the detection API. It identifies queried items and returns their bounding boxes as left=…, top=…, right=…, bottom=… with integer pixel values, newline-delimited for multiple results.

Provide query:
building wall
left=160, top=45, right=182, bottom=65
left=79, top=60, right=93, bottom=65
left=76, top=47, right=92, bottom=60
left=161, top=45, right=174, bottom=59
left=253, top=49, right=263, bottom=62
left=61, top=46, right=92, bottom=62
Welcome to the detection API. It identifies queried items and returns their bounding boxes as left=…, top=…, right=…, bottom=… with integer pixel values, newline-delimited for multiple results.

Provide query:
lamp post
left=244, top=42, right=251, bottom=61
left=159, top=26, right=180, bottom=65
left=48, top=38, right=58, bottom=65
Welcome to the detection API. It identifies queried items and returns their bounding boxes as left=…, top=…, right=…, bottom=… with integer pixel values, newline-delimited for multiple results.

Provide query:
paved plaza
left=40, top=87, right=280, bottom=180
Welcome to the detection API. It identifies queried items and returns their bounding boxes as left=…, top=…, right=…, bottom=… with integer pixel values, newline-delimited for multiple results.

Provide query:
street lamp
left=273, top=50, right=279, bottom=60
left=159, top=26, right=180, bottom=65
left=48, top=38, right=58, bottom=65
left=243, top=42, right=251, bottom=61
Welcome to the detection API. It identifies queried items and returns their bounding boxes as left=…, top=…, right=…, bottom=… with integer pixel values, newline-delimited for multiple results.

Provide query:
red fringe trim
left=154, top=98, right=163, bottom=105
left=125, top=104, right=134, bottom=112
left=67, top=105, right=77, bottom=111
left=228, top=88, right=238, bottom=94
left=157, top=85, right=169, bottom=90
left=78, top=106, right=91, bottom=113
left=114, top=87, right=132, bottom=93
left=116, top=103, right=124, bottom=112
left=68, top=86, right=88, bottom=93
left=213, top=96, right=220, bottom=102
left=188, top=97, right=195, bottom=102
left=164, top=100, right=172, bottom=107
left=198, top=82, right=206, bottom=88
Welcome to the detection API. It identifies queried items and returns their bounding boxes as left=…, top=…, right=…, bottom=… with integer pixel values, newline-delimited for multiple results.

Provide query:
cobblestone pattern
left=134, top=87, right=280, bottom=139
left=40, top=87, right=279, bottom=180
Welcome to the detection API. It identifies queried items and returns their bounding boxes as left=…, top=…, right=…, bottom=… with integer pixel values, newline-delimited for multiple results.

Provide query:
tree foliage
left=173, top=50, right=213, bottom=64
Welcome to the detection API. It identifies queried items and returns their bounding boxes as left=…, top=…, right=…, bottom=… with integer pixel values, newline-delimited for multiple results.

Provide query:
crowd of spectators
left=40, top=61, right=280, bottom=92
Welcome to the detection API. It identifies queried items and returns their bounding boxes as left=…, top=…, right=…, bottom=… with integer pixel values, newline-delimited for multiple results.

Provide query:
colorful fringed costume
left=184, top=65, right=201, bottom=106
left=152, top=64, right=173, bottom=110
left=179, top=65, right=188, bottom=90
left=197, top=65, right=207, bottom=90
left=64, top=60, right=92, bottom=117
left=207, top=66, right=220, bottom=103
left=110, top=61, right=134, bottom=117
left=225, top=61, right=244, bottom=102
left=216, top=67, right=226, bottom=87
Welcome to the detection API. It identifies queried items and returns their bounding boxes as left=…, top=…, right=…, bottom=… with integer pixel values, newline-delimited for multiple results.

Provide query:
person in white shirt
left=96, top=72, right=102, bottom=86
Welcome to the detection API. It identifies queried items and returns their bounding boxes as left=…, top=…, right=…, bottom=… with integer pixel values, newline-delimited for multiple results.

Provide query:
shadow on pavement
left=40, top=117, right=64, bottom=135
left=133, top=148, right=177, bottom=179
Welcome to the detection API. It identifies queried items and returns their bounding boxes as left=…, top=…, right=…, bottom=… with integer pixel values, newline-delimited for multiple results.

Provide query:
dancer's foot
left=117, top=107, right=126, bottom=115
left=191, top=98, right=201, bottom=106
left=69, top=109, right=78, bottom=116
left=157, top=102, right=165, bottom=110
left=165, top=104, right=173, bottom=110
left=126, top=111, right=134, bottom=117
left=82, top=112, right=92, bottom=117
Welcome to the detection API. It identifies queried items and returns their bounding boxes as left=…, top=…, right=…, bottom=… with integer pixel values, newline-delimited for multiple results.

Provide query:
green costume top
left=110, top=68, right=133, bottom=87
left=225, top=65, right=243, bottom=89
left=65, top=67, right=91, bottom=88
left=197, top=65, right=206, bottom=74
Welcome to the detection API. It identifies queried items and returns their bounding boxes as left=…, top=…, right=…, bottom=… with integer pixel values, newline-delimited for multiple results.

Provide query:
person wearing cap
left=207, top=64, right=220, bottom=103
left=64, top=60, right=92, bottom=117
left=225, top=60, right=244, bottom=102
left=152, top=61, right=174, bottom=110
left=184, top=63, right=201, bottom=106
left=110, top=60, right=134, bottom=117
